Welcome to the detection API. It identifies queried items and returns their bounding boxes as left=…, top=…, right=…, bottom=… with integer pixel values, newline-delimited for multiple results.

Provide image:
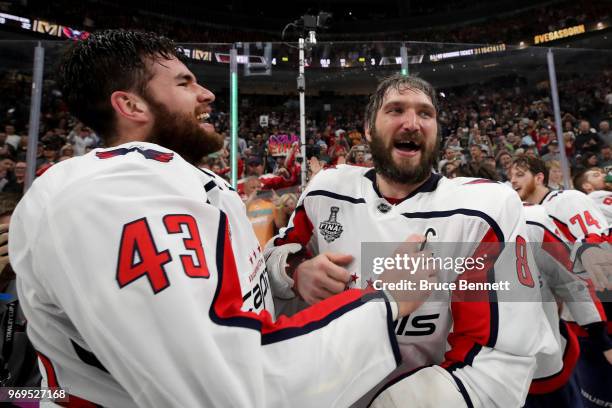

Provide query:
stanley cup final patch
left=319, top=206, right=343, bottom=243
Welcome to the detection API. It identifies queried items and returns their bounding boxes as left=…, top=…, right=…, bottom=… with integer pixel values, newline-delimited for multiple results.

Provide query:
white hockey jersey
left=539, top=189, right=610, bottom=249
left=523, top=204, right=607, bottom=394
left=267, top=165, right=557, bottom=408
left=9, top=142, right=403, bottom=407
left=588, top=190, right=612, bottom=226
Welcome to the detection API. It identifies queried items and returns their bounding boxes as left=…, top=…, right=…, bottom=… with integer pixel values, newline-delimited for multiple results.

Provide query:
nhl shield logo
left=319, top=206, right=343, bottom=243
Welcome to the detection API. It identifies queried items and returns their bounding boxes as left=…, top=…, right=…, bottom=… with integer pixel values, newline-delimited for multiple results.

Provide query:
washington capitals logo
left=95, top=147, right=174, bottom=163
left=319, top=206, right=343, bottom=243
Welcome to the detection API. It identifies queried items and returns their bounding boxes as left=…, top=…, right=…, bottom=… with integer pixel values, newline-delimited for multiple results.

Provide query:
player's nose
left=401, top=110, right=419, bottom=131
left=197, top=85, right=215, bottom=104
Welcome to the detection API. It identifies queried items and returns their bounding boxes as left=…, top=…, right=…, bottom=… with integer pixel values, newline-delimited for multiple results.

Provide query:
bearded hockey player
left=265, top=74, right=557, bottom=408
left=9, top=31, right=432, bottom=407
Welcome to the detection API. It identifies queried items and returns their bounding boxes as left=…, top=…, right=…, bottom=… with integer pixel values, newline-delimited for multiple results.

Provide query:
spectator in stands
left=273, top=192, right=297, bottom=232
left=581, top=151, right=600, bottom=169
left=575, top=120, right=601, bottom=154
left=469, top=144, right=484, bottom=163
left=4, top=125, right=20, bottom=151
left=348, top=127, right=363, bottom=146
left=245, top=157, right=265, bottom=177
left=495, top=150, right=513, bottom=181
left=600, top=145, right=612, bottom=169
left=547, top=160, right=565, bottom=190
left=60, top=144, right=75, bottom=159
left=541, top=139, right=561, bottom=162
left=3, top=161, right=25, bottom=195
left=347, top=145, right=368, bottom=167
left=507, top=132, right=521, bottom=151
left=438, top=147, right=456, bottom=172
left=598, top=120, right=611, bottom=147
left=68, top=124, right=98, bottom=156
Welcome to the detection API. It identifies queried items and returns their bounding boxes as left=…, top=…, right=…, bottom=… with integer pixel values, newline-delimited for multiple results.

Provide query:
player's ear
left=535, top=172, right=545, bottom=185
left=110, top=91, right=149, bottom=124
left=364, top=122, right=372, bottom=143
left=582, top=182, right=594, bottom=193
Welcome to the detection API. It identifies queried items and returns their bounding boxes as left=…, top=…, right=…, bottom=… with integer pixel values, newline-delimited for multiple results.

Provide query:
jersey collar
left=364, top=169, right=442, bottom=204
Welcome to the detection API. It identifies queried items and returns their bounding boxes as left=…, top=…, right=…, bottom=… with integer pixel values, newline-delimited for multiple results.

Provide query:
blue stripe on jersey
left=204, top=180, right=217, bottom=192
left=209, top=211, right=262, bottom=331
left=400, top=209, right=505, bottom=242
left=367, top=364, right=434, bottom=406
left=526, top=220, right=571, bottom=251
left=380, top=291, right=402, bottom=366
left=448, top=371, right=475, bottom=408
left=305, top=190, right=366, bottom=204
left=71, top=340, right=109, bottom=374
left=260, top=291, right=393, bottom=345
left=464, top=343, right=483, bottom=366
left=487, top=266, right=500, bottom=348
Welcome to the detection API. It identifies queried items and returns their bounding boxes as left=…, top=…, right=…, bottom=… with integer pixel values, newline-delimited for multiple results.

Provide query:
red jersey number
left=117, top=215, right=208, bottom=294
left=569, top=211, right=602, bottom=235
left=516, top=236, right=534, bottom=288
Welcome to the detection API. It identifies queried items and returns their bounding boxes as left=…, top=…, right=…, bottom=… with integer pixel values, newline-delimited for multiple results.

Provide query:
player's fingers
left=590, top=265, right=607, bottom=291
left=0, top=245, right=7, bottom=257
left=0, top=232, right=8, bottom=246
left=323, top=262, right=351, bottom=284
left=318, top=276, right=346, bottom=294
left=311, top=287, right=336, bottom=303
left=399, top=234, right=426, bottom=256
left=325, top=252, right=354, bottom=266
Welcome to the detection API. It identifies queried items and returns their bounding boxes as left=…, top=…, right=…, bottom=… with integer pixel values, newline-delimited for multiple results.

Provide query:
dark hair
left=454, top=162, right=500, bottom=181
left=0, top=193, right=21, bottom=217
left=512, top=155, right=548, bottom=185
left=58, top=29, right=181, bottom=142
left=364, top=74, right=438, bottom=134
left=573, top=167, right=601, bottom=193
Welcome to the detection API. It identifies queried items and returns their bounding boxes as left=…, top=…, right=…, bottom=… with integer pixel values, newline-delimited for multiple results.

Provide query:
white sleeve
left=12, top=162, right=401, bottom=408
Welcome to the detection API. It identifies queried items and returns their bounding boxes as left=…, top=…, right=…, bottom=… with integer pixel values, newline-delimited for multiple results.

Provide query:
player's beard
left=143, top=93, right=224, bottom=165
left=518, top=177, right=537, bottom=201
left=369, top=126, right=439, bottom=185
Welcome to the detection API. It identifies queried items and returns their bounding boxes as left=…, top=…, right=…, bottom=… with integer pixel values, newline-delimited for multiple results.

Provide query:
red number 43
left=116, top=214, right=209, bottom=294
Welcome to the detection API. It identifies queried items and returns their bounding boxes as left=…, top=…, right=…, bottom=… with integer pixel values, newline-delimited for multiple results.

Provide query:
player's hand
left=0, top=224, right=9, bottom=275
left=294, top=252, right=352, bottom=305
left=379, top=234, right=437, bottom=318
left=581, top=246, right=612, bottom=291
left=604, top=348, right=612, bottom=365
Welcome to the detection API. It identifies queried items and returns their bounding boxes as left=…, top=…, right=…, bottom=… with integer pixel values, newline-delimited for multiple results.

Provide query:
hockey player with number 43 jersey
left=265, top=75, right=557, bottom=408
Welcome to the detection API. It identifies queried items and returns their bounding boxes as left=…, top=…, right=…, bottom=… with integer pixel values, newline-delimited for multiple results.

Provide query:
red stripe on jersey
left=273, top=206, right=313, bottom=247
left=212, top=216, right=382, bottom=336
left=443, top=227, right=501, bottom=366
left=37, top=351, right=59, bottom=388
left=464, top=179, right=497, bottom=185
left=583, top=233, right=609, bottom=244
left=552, top=218, right=576, bottom=243
left=541, top=229, right=573, bottom=271
left=37, top=352, right=100, bottom=407
left=57, top=396, right=102, bottom=408
left=529, top=321, right=580, bottom=394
